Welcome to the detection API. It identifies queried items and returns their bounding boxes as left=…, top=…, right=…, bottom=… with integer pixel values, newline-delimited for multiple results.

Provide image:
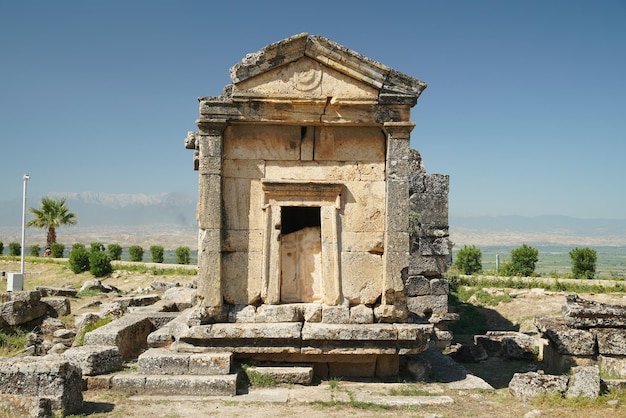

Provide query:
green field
left=452, top=245, right=626, bottom=279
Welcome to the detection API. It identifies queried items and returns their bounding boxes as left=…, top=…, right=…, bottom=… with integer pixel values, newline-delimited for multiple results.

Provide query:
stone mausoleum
left=183, top=33, right=452, bottom=377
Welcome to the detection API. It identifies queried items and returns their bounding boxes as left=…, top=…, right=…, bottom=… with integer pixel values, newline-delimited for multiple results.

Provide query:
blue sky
left=1, top=1, right=625, bottom=219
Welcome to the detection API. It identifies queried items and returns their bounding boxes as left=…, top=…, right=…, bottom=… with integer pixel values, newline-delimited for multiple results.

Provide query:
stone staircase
left=107, top=348, right=238, bottom=396
left=100, top=348, right=315, bottom=396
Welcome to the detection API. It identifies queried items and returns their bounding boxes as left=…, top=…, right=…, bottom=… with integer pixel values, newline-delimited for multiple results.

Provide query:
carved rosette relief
left=293, top=60, right=322, bottom=92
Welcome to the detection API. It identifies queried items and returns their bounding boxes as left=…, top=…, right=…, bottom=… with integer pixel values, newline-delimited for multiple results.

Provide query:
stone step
left=110, top=373, right=237, bottom=396
left=244, top=365, right=313, bottom=385
left=178, top=322, right=433, bottom=355
left=138, top=348, right=232, bottom=375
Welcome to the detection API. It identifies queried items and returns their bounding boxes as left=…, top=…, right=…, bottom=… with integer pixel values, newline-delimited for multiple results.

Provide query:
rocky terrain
left=1, top=259, right=626, bottom=417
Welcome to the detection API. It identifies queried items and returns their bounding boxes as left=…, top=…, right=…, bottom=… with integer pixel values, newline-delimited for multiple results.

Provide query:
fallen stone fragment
left=566, top=365, right=600, bottom=398
left=509, top=372, right=568, bottom=400
left=562, top=294, right=626, bottom=329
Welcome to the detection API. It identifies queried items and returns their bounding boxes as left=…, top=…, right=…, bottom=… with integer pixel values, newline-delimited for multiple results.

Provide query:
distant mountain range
left=2, top=192, right=625, bottom=246
left=0, top=191, right=196, bottom=228
left=450, top=215, right=626, bottom=246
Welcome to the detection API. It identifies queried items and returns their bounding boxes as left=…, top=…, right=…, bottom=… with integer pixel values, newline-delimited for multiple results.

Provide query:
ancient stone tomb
left=183, top=33, right=451, bottom=375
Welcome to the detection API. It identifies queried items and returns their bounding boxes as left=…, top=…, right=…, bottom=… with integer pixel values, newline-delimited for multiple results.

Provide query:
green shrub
left=507, top=244, right=539, bottom=276
left=128, top=245, right=144, bottom=262
left=89, top=251, right=112, bottom=277
left=29, top=244, right=41, bottom=257
left=0, top=241, right=4, bottom=254
left=72, top=243, right=85, bottom=251
left=454, top=245, right=482, bottom=275
left=150, top=245, right=164, bottom=263
left=108, top=243, right=123, bottom=261
left=175, top=246, right=190, bottom=265
left=50, top=243, right=65, bottom=258
left=69, top=246, right=90, bottom=274
left=90, top=242, right=105, bottom=252
left=570, top=247, right=597, bottom=279
left=8, top=242, right=20, bottom=256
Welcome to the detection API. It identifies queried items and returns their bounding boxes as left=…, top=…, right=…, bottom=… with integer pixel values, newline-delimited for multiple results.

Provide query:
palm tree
left=27, top=197, right=77, bottom=247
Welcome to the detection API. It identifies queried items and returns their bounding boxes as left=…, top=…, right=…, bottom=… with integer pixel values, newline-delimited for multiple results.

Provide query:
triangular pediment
left=233, top=56, right=378, bottom=101
left=228, top=33, right=427, bottom=105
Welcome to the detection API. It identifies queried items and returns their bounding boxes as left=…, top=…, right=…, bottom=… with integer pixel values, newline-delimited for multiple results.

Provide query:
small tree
left=150, top=245, right=164, bottom=263
left=69, top=245, right=90, bottom=274
left=455, top=245, right=482, bottom=275
left=27, top=197, right=77, bottom=247
left=89, top=251, right=112, bottom=277
left=9, top=242, right=21, bottom=256
left=0, top=241, right=4, bottom=254
left=90, top=242, right=105, bottom=252
left=129, top=245, right=144, bottom=262
left=570, top=247, right=597, bottom=279
left=30, top=244, right=41, bottom=257
left=508, top=244, right=539, bottom=276
left=50, top=243, right=65, bottom=258
left=175, top=246, right=190, bottom=265
left=108, top=244, right=122, bottom=261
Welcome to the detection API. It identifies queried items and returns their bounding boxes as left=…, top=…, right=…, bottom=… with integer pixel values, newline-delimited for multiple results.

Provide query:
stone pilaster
left=382, top=122, right=414, bottom=306
left=196, top=120, right=226, bottom=309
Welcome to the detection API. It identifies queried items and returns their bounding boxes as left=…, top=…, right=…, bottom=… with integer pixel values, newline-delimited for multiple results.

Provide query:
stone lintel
left=198, top=100, right=412, bottom=125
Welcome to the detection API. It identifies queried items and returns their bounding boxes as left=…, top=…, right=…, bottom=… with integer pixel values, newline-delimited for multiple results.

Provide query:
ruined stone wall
left=220, top=124, right=387, bottom=306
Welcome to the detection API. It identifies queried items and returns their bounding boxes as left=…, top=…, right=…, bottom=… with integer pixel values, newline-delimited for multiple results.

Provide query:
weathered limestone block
left=340, top=252, right=383, bottom=304
left=62, top=345, right=123, bottom=376
left=162, top=287, right=198, bottom=311
left=562, top=294, right=626, bottom=329
left=430, top=278, right=449, bottom=296
left=36, top=286, right=78, bottom=297
left=184, top=322, right=302, bottom=341
left=83, top=313, right=155, bottom=359
left=593, top=328, right=626, bottom=355
left=0, top=299, right=47, bottom=325
left=410, top=193, right=449, bottom=229
left=342, top=181, right=386, bottom=233
left=407, top=295, right=448, bottom=317
left=223, top=158, right=265, bottom=179
left=322, top=304, right=350, bottom=324
left=405, top=275, right=430, bottom=297
left=373, top=304, right=408, bottom=323
left=223, top=124, right=301, bottom=161
left=418, top=236, right=451, bottom=256
left=599, top=355, right=626, bottom=378
left=341, top=231, right=384, bottom=253
left=245, top=366, right=313, bottom=385
left=302, top=323, right=397, bottom=342
left=509, top=372, right=568, bottom=400
left=111, top=373, right=237, bottom=396
left=409, top=254, right=449, bottom=277
left=566, top=365, right=600, bottom=398
left=535, top=316, right=595, bottom=355
left=228, top=304, right=257, bottom=323
left=222, top=229, right=264, bottom=253
left=302, top=304, right=322, bottom=322
left=349, top=304, right=374, bottom=324
left=0, top=356, right=83, bottom=415
left=221, top=251, right=262, bottom=305
left=256, top=304, right=301, bottom=322
left=0, top=394, right=52, bottom=418
left=99, top=295, right=161, bottom=317
left=43, top=297, right=71, bottom=317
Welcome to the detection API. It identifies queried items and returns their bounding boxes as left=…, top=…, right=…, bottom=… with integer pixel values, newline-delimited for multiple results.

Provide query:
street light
left=20, top=174, right=30, bottom=275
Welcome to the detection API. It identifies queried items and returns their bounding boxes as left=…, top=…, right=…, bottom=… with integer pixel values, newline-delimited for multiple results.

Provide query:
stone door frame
left=261, top=179, right=344, bottom=305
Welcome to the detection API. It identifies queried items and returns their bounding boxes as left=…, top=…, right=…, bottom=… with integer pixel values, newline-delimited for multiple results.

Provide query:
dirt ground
left=2, top=259, right=626, bottom=417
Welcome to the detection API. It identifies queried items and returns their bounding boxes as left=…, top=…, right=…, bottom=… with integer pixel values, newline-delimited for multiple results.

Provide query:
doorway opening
left=280, top=206, right=322, bottom=303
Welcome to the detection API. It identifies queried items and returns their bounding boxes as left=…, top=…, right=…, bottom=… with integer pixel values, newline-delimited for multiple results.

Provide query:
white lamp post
left=20, top=174, right=30, bottom=275
left=8, top=174, right=29, bottom=291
